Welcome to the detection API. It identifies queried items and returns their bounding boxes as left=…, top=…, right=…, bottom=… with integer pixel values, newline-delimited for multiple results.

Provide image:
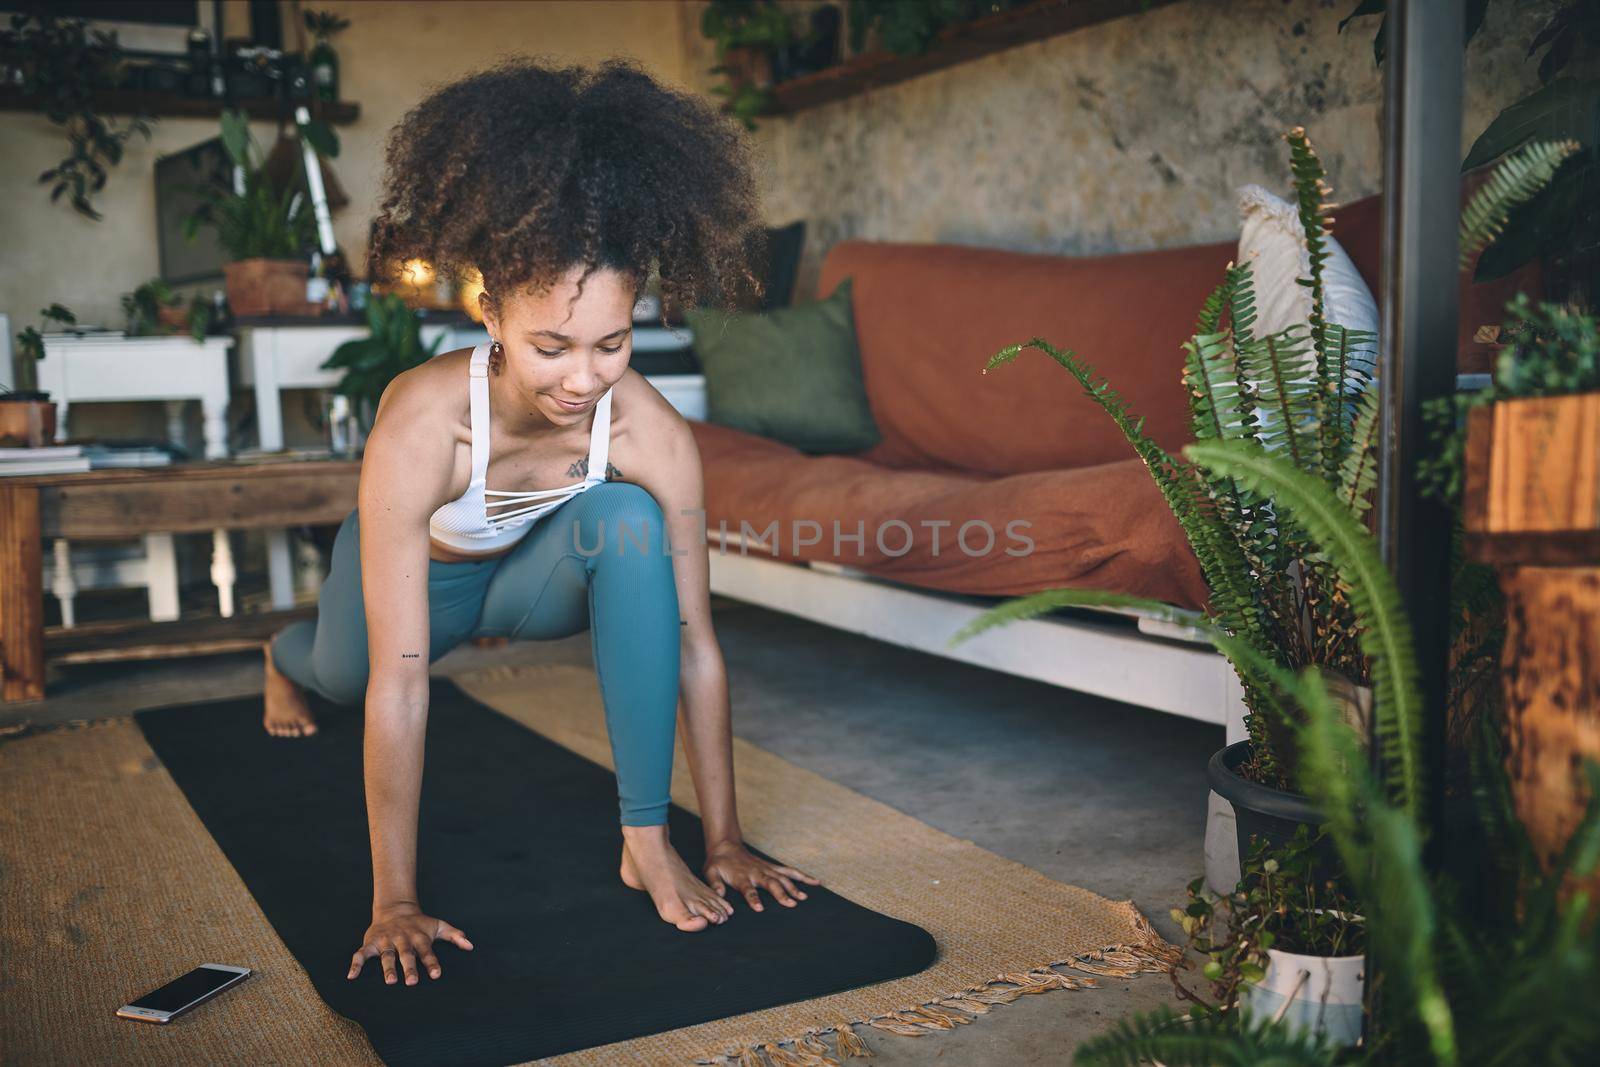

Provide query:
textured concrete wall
left=683, top=0, right=1555, bottom=304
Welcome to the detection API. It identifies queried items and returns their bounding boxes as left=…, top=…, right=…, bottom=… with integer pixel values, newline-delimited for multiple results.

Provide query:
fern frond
left=987, top=338, right=1278, bottom=663
left=947, top=587, right=1188, bottom=648
left=1337, top=387, right=1381, bottom=518
left=1239, top=327, right=1321, bottom=467
left=1459, top=139, right=1580, bottom=272
left=1285, top=126, right=1342, bottom=485
left=1185, top=439, right=1426, bottom=820
left=1192, top=273, right=1231, bottom=337
left=1074, top=1003, right=1342, bottom=1067
left=1226, top=260, right=1260, bottom=350
left=1288, top=660, right=1460, bottom=1067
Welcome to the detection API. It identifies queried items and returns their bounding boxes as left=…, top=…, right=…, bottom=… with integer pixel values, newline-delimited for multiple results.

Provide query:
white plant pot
left=1242, top=945, right=1365, bottom=1047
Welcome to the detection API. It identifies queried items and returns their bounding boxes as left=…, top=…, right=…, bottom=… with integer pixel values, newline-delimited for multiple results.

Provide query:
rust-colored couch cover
left=685, top=188, right=1532, bottom=612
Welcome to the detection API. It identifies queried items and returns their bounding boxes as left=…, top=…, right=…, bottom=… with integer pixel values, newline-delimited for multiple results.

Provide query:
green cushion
left=685, top=276, right=880, bottom=454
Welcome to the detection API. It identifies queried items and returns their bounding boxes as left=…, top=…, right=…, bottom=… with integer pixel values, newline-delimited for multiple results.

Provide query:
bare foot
left=619, top=826, right=734, bottom=932
left=262, top=639, right=318, bottom=738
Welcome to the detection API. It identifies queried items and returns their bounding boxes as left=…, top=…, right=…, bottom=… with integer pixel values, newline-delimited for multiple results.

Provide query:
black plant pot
left=1207, top=741, right=1340, bottom=881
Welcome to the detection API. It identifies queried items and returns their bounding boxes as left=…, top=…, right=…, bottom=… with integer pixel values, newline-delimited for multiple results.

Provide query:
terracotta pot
left=0, top=396, right=57, bottom=447
left=722, top=45, right=773, bottom=91
left=157, top=304, right=190, bottom=332
left=1463, top=394, right=1600, bottom=890
left=224, top=258, right=313, bottom=317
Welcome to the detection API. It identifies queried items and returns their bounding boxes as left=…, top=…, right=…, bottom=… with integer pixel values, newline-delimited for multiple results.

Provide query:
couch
left=685, top=187, right=1531, bottom=724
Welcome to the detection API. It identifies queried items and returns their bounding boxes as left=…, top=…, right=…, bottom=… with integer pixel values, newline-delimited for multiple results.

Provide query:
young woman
left=261, top=57, right=820, bottom=988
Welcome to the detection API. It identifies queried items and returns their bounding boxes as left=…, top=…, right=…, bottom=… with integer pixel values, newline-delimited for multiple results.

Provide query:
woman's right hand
left=348, top=902, right=474, bottom=985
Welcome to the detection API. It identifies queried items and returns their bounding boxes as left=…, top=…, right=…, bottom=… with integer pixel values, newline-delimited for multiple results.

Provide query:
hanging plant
left=0, top=13, right=155, bottom=221
left=700, top=0, right=792, bottom=130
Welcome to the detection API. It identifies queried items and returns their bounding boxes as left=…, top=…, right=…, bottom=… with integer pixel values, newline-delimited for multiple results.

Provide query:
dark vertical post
left=1378, top=2, right=1461, bottom=850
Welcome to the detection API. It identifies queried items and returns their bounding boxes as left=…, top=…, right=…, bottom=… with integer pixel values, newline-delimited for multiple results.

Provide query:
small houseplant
left=183, top=108, right=316, bottom=317
left=319, top=291, right=441, bottom=436
left=0, top=12, right=153, bottom=220
left=701, top=0, right=793, bottom=130
left=846, top=0, right=1007, bottom=58
left=2, top=303, right=74, bottom=446
left=120, top=278, right=213, bottom=343
left=1170, top=825, right=1365, bottom=1048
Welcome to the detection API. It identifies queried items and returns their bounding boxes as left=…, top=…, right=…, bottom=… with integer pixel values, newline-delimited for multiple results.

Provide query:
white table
left=34, top=333, right=239, bottom=625
left=232, top=322, right=706, bottom=609
left=38, top=333, right=234, bottom=458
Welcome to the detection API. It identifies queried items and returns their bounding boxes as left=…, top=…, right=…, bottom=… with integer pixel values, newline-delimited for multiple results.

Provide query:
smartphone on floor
left=115, top=964, right=251, bottom=1024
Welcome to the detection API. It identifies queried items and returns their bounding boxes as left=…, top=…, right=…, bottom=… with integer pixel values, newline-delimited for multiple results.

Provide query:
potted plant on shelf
left=952, top=130, right=1576, bottom=881
left=2, top=303, right=76, bottom=447
left=1071, top=435, right=1600, bottom=1066
left=846, top=0, right=999, bottom=58
left=319, top=291, right=441, bottom=441
left=700, top=0, right=793, bottom=130
left=183, top=108, right=316, bottom=317
left=1418, top=285, right=1600, bottom=889
left=120, top=277, right=213, bottom=343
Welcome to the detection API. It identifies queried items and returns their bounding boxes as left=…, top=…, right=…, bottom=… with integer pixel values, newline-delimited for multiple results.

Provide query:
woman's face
left=481, top=264, right=635, bottom=426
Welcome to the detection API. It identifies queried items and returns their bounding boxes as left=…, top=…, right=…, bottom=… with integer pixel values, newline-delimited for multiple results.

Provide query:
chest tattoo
left=567, top=456, right=625, bottom=482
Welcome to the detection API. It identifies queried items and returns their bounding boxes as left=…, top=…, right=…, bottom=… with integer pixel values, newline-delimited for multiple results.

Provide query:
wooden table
left=0, top=459, right=358, bottom=703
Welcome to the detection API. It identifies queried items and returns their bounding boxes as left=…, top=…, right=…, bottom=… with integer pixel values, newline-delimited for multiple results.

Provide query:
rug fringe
left=698, top=929, right=1180, bottom=1066
left=0, top=715, right=127, bottom=746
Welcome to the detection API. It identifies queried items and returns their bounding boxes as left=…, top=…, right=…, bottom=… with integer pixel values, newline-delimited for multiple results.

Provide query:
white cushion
left=1236, top=184, right=1379, bottom=378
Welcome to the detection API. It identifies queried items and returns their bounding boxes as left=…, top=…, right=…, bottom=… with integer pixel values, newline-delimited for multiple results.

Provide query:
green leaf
left=1459, top=139, right=1580, bottom=271
left=298, top=117, right=339, bottom=159
left=220, top=108, right=252, bottom=169
left=1473, top=164, right=1584, bottom=282
left=948, top=587, right=1190, bottom=649
left=1463, top=78, right=1600, bottom=170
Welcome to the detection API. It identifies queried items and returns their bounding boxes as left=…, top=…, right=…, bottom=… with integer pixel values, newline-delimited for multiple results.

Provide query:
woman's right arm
left=346, top=370, right=471, bottom=986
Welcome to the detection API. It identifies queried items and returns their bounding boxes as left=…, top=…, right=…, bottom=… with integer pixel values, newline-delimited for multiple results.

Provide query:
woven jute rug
left=1, top=662, right=1178, bottom=1066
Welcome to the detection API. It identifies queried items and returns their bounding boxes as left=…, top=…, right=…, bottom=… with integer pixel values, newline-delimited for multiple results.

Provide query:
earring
left=489, top=339, right=504, bottom=375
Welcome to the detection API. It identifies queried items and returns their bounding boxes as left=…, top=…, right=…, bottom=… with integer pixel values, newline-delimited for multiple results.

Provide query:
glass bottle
left=310, top=36, right=338, bottom=102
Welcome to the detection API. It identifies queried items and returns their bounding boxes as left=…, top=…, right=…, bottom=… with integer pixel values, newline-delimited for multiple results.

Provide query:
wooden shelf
left=762, top=0, right=1175, bottom=116
left=0, top=88, right=359, bottom=125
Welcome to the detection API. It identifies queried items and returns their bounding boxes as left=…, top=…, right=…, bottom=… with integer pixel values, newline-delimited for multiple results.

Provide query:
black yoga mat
left=134, top=677, right=937, bottom=1066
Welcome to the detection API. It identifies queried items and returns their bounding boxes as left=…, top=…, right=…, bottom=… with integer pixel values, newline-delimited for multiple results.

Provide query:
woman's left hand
left=702, top=841, right=822, bottom=912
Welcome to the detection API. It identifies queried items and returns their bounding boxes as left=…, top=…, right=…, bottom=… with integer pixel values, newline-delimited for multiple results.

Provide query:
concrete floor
left=5, top=593, right=1220, bottom=1065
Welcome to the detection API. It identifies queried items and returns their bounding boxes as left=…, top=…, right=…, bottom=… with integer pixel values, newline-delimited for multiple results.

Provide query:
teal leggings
left=268, top=481, right=682, bottom=827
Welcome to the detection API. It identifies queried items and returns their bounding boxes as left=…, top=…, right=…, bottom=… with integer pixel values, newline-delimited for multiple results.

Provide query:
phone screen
left=129, top=966, right=242, bottom=1013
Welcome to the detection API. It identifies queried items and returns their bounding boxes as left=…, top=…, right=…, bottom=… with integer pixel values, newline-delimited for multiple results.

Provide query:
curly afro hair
left=366, top=55, right=767, bottom=325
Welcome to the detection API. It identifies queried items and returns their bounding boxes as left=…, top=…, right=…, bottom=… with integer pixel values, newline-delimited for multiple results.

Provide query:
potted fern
left=954, top=130, right=1576, bottom=878
left=183, top=109, right=316, bottom=317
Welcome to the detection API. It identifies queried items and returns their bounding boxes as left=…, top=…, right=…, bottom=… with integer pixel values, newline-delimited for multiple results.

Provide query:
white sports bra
left=428, top=342, right=615, bottom=555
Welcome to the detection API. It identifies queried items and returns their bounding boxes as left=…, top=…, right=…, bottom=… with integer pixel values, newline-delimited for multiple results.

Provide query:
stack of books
left=0, top=443, right=175, bottom=476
